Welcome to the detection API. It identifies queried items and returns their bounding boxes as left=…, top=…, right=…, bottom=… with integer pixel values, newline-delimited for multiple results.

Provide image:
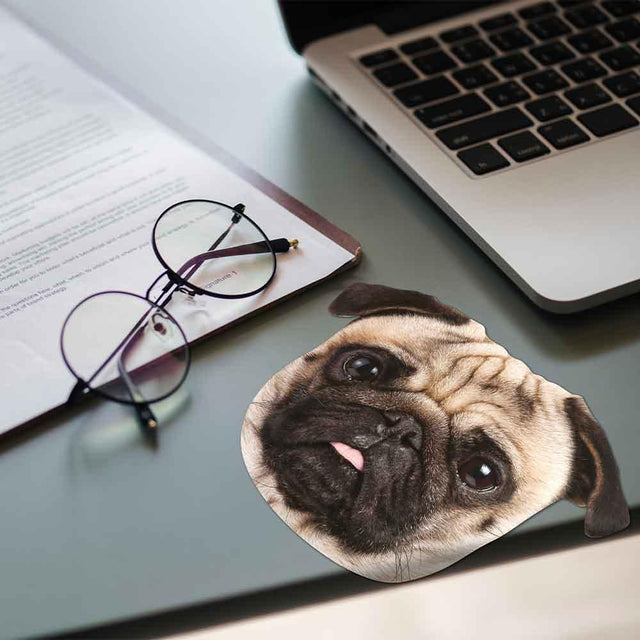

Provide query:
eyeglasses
left=60, top=199, right=297, bottom=444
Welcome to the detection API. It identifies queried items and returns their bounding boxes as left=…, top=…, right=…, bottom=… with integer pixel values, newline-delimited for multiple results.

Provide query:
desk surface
left=173, top=532, right=640, bottom=640
left=2, top=1, right=639, bottom=638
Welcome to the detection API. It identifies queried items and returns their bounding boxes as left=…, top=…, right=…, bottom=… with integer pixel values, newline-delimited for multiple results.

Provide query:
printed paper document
left=0, top=7, right=354, bottom=434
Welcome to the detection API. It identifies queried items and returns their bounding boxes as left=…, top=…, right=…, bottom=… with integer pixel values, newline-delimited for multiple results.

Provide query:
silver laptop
left=279, top=0, right=640, bottom=312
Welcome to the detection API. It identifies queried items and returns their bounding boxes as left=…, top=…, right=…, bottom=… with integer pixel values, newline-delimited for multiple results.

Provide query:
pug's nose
left=377, top=411, right=423, bottom=451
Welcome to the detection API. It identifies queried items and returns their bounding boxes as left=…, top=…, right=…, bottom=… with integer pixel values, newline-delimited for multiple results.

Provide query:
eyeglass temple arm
left=65, top=306, right=153, bottom=403
left=116, top=341, right=159, bottom=446
left=174, top=238, right=297, bottom=281
left=156, top=213, right=238, bottom=297
left=65, top=325, right=158, bottom=443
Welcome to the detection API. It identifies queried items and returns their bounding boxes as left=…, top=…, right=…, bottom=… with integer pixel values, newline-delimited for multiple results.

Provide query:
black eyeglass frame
left=60, top=199, right=295, bottom=443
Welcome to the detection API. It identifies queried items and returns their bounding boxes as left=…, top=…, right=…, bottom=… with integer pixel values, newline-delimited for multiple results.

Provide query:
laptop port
left=362, top=122, right=377, bottom=139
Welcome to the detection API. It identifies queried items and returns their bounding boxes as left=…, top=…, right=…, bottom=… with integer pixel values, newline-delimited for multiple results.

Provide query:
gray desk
left=2, top=1, right=638, bottom=638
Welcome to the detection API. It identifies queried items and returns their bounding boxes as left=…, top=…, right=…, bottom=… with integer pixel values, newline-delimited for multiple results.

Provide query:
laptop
left=278, top=0, right=640, bottom=313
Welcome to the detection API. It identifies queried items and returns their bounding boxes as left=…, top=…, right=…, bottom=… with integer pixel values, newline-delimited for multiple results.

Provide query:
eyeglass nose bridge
left=174, top=287, right=206, bottom=307
left=145, top=269, right=202, bottom=302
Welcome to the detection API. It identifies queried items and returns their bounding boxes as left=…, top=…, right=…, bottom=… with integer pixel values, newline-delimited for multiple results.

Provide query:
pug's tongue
left=330, top=441, right=364, bottom=472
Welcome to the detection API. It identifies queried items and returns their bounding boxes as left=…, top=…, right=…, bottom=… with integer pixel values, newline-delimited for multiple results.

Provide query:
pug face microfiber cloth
left=242, top=283, right=629, bottom=582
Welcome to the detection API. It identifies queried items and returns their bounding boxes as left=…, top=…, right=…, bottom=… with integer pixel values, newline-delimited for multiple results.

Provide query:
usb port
left=362, top=122, right=377, bottom=139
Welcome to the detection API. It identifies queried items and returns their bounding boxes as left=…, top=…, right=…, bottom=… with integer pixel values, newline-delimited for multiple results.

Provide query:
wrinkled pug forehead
left=242, top=283, right=629, bottom=583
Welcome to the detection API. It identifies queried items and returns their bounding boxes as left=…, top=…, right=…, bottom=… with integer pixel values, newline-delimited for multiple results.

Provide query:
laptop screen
left=279, top=1, right=504, bottom=54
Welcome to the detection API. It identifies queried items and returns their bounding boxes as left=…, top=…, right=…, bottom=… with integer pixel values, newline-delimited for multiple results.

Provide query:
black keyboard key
left=578, top=103, right=638, bottom=135
left=490, top=28, right=535, bottom=51
left=360, top=49, right=398, bottom=67
left=565, top=5, right=609, bottom=29
left=530, top=41, right=576, bottom=65
left=373, top=62, right=418, bottom=87
left=627, top=94, right=640, bottom=114
left=485, top=80, right=530, bottom=105
left=400, top=36, right=439, bottom=55
left=498, top=130, right=551, bottom=161
left=413, top=50, right=458, bottom=75
left=441, top=25, right=479, bottom=43
left=437, top=107, right=534, bottom=149
left=492, top=52, right=538, bottom=77
left=458, top=143, right=510, bottom=174
left=520, top=2, right=557, bottom=20
left=480, top=13, right=518, bottom=32
left=539, top=118, right=590, bottom=148
left=601, top=0, right=640, bottom=18
left=565, top=82, right=613, bottom=108
left=415, top=93, right=491, bottom=128
left=604, top=70, right=640, bottom=96
left=523, top=69, right=569, bottom=94
left=561, top=57, right=608, bottom=82
left=453, top=64, right=499, bottom=89
left=567, top=29, right=614, bottom=53
left=526, top=95, right=573, bottom=121
left=600, top=45, right=640, bottom=69
left=451, top=39, right=495, bottom=63
left=393, top=76, right=459, bottom=107
left=606, top=17, right=640, bottom=41
left=527, top=16, right=572, bottom=40
left=557, top=0, right=590, bottom=7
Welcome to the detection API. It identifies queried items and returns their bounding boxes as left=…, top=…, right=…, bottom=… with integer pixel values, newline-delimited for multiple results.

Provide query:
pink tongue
left=330, top=441, right=365, bottom=472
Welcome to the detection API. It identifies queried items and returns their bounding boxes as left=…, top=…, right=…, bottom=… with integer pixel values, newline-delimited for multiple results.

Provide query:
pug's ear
left=564, top=397, right=630, bottom=538
left=329, top=283, right=469, bottom=325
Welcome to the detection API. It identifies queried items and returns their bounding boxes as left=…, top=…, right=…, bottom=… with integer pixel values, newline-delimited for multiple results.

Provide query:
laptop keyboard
left=356, top=0, right=640, bottom=176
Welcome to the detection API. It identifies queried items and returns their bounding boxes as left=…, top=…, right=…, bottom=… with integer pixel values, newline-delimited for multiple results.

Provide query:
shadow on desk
left=45, top=508, right=638, bottom=640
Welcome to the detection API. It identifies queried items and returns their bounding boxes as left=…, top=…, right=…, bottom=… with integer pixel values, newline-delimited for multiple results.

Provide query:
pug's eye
left=343, top=355, right=380, bottom=381
left=458, top=457, right=500, bottom=492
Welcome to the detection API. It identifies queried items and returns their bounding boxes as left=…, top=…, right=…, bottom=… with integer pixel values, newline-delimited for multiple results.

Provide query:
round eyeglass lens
left=152, top=200, right=276, bottom=298
left=60, top=291, right=189, bottom=404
